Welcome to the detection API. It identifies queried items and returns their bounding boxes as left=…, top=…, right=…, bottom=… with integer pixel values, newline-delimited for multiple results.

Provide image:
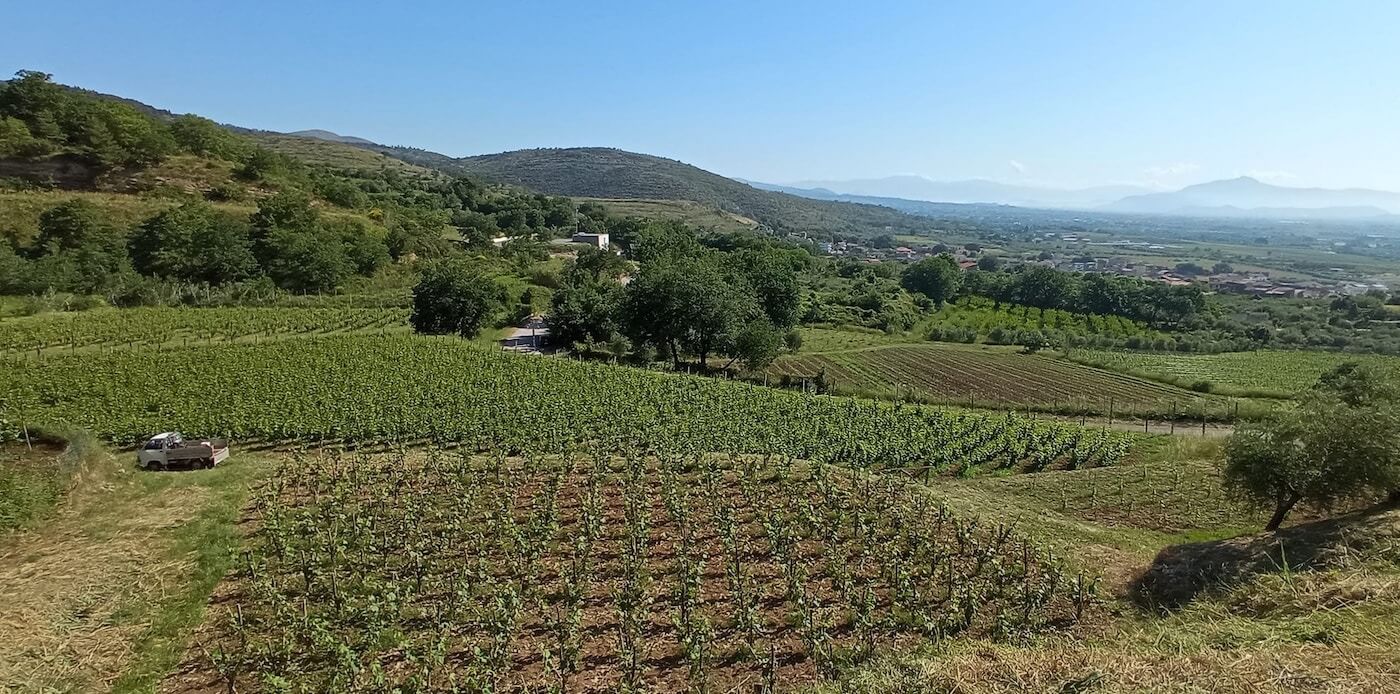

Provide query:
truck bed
left=165, top=440, right=228, bottom=462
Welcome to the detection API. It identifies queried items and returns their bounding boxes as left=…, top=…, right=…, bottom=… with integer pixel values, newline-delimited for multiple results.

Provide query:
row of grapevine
left=0, top=334, right=1133, bottom=472
left=208, top=446, right=1096, bottom=692
left=0, top=306, right=407, bottom=354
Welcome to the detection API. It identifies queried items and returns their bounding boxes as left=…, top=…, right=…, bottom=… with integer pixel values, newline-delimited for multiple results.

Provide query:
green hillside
left=0, top=71, right=580, bottom=305
left=371, top=145, right=934, bottom=238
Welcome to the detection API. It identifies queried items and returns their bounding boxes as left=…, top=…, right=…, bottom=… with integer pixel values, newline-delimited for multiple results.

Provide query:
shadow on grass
left=1130, top=500, right=1400, bottom=612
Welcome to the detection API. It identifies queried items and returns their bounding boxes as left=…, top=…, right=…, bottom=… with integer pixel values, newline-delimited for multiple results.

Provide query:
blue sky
left=4, top=1, right=1398, bottom=190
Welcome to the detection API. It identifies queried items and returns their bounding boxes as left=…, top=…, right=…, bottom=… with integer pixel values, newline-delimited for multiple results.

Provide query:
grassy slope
left=577, top=196, right=759, bottom=233
left=249, top=133, right=439, bottom=177
left=831, top=437, right=1400, bottom=693
left=0, top=439, right=269, bottom=692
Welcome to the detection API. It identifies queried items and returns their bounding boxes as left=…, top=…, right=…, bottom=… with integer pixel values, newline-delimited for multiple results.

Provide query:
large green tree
left=129, top=203, right=256, bottom=284
left=901, top=255, right=962, bottom=307
left=24, top=200, right=133, bottom=294
left=623, top=254, right=758, bottom=368
left=410, top=260, right=509, bottom=338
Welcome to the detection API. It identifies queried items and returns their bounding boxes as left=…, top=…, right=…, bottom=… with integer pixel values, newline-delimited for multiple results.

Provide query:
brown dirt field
left=171, top=453, right=1090, bottom=693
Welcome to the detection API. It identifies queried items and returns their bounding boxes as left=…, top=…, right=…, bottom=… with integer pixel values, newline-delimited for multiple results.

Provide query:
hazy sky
left=5, top=1, right=1398, bottom=190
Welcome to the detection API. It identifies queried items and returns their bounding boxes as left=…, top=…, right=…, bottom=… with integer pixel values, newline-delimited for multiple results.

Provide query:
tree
left=168, top=115, right=249, bottom=160
left=900, top=255, right=962, bottom=307
left=263, top=228, right=352, bottom=292
left=0, top=116, right=51, bottom=157
left=1224, top=384, right=1400, bottom=531
left=1315, top=362, right=1400, bottom=407
left=1013, top=266, right=1076, bottom=311
left=0, top=71, right=66, bottom=141
left=726, top=320, right=784, bottom=371
left=619, top=219, right=701, bottom=264
left=250, top=190, right=318, bottom=263
left=0, top=242, right=28, bottom=293
left=324, top=217, right=390, bottom=276
left=25, top=200, right=132, bottom=293
left=728, top=248, right=801, bottom=328
left=410, top=260, right=509, bottom=338
left=129, top=203, right=256, bottom=284
left=976, top=255, right=1001, bottom=272
left=571, top=246, right=629, bottom=283
left=623, top=254, right=757, bottom=369
left=1174, top=262, right=1207, bottom=277
left=548, top=279, right=623, bottom=346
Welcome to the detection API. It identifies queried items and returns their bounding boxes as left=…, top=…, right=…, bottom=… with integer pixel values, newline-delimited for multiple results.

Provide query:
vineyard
left=924, top=297, right=1164, bottom=343
left=0, top=334, right=1131, bottom=473
left=768, top=343, right=1216, bottom=416
left=0, top=307, right=408, bottom=355
left=199, top=447, right=1094, bottom=692
left=1072, top=349, right=1400, bottom=398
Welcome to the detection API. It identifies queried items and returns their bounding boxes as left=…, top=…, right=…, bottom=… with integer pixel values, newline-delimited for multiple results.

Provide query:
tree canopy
left=1224, top=363, right=1400, bottom=530
left=410, top=260, right=509, bottom=339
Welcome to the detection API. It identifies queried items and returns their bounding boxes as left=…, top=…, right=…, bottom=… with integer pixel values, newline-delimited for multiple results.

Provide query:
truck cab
left=137, top=432, right=229, bottom=470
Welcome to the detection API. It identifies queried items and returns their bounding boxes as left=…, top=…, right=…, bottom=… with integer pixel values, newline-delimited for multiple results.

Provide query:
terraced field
left=1072, top=349, right=1400, bottom=398
left=769, top=343, right=1218, bottom=415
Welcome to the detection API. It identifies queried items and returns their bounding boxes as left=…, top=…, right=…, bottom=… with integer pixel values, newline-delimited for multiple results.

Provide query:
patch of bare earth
left=0, top=465, right=209, bottom=692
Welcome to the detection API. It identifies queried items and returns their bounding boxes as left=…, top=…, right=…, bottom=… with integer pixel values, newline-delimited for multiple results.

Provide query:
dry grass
left=0, top=450, right=208, bottom=691
left=825, top=635, right=1400, bottom=693
left=0, top=440, right=263, bottom=693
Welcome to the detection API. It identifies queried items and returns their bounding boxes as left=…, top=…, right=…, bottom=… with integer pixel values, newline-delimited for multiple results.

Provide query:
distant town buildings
left=797, top=233, right=1387, bottom=300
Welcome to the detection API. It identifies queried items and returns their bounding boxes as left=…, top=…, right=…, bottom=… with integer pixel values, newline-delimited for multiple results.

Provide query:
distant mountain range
left=275, top=129, right=1400, bottom=223
left=781, top=175, right=1148, bottom=209
left=1104, top=177, right=1400, bottom=219
left=760, top=174, right=1400, bottom=221
left=51, top=82, right=1400, bottom=225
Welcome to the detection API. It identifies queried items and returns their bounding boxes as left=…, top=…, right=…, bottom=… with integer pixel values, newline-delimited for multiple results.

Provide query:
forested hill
left=41, top=77, right=932, bottom=238
left=360, top=145, right=932, bottom=239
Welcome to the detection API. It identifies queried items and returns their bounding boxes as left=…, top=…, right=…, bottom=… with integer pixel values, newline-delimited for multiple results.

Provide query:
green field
left=0, top=306, right=408, bottom=355
left=0, top=333, right=1131, bottom=472
left=771, top=340, right=1227, bottom=418
left=1072, top=349, right=1400, bottom=398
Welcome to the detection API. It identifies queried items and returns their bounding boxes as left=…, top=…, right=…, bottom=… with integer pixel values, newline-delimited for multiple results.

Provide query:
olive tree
left=1224, top=391, right=1400, bottom=531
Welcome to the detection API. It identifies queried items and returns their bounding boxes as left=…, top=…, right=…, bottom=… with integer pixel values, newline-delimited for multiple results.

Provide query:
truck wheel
left=203, top=457, right=214, bottom=469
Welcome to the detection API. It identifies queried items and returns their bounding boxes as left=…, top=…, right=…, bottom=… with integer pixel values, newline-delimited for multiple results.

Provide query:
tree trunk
left=1265, top=494, right=1301, bottom=532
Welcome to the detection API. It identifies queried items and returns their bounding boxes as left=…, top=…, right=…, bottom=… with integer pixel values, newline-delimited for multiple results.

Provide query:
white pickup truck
left=137, top=432, right=229, bottom=470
